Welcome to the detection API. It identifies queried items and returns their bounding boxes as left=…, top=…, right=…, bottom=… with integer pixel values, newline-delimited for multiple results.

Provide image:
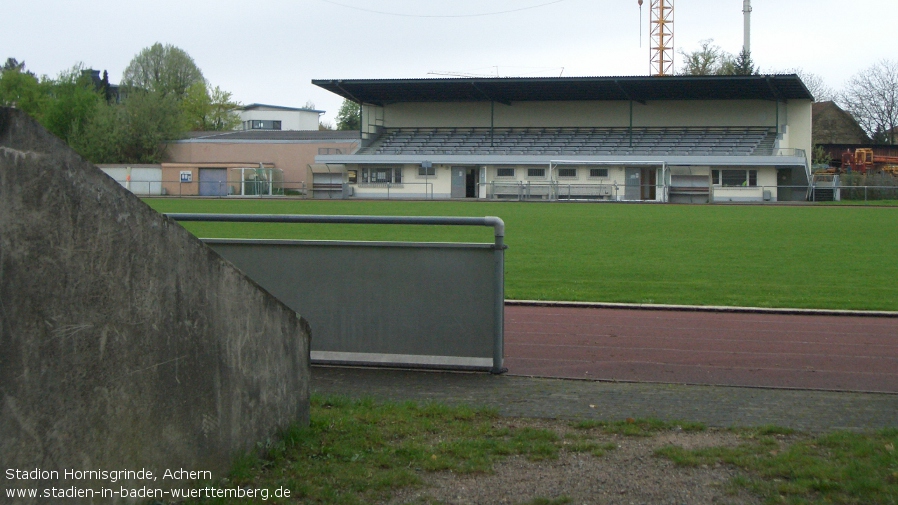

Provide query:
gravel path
left=312, top=366, right=898, bottom=432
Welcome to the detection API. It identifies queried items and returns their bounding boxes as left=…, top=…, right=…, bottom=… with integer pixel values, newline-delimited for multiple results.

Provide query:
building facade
left=313, top=75, right=813, bottom=202
left=163, top=130, right=360, bottom=196
left=238, top=103, right=324, bottom=131
left=100, top=131, right=360, bottom=197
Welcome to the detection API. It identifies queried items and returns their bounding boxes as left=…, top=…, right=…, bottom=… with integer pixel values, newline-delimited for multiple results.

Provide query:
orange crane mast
left=639, top=0, right=675, bottom=76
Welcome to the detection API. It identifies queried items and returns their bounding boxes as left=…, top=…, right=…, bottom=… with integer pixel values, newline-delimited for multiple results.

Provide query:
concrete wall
left=782, top=100, right=813, bottom=156
left=350, top=163, right=452, bottom=199
left=0, top=108, right=311, bottom=503
left=98, top=165, right=164, bottom=195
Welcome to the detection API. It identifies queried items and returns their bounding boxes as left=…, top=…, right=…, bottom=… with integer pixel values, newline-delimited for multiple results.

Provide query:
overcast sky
left=4, top=0, right=896, bottom=124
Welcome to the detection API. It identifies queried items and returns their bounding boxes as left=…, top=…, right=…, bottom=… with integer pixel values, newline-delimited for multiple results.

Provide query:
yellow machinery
left=840, top=148, right=898, bottom=175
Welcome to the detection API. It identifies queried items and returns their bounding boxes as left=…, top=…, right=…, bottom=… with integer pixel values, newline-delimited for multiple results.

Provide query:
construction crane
left=639, top=0, right=674, bottom=76
left=637, top=1, right=752, bottom=76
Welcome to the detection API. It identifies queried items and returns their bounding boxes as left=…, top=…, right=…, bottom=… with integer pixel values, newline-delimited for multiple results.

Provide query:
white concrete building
left=239, top=103, right=323, bottom=132
left=312, top=75, right=813, bottom=202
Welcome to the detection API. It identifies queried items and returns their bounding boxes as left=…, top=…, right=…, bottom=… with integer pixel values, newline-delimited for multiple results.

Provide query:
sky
left=3, top=0, right=897, bottom=125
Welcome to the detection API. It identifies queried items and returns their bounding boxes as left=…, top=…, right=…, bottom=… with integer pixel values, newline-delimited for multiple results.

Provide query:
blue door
left=199, top=168, right=228, bottom=196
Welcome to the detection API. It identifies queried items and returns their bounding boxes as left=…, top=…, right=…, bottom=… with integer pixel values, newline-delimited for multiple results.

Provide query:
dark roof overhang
left=312, top=75, right=813, bottom=106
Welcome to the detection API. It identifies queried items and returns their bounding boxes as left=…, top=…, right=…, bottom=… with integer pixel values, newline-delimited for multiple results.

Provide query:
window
left=347, top=170, right=358, bottom=184
left=496, top=168, right=515, bottom=177
left=714, top=169, right=758, bottom=187
left=527, top=168, right=546, bottom=178
left=557, top=168, right=577, bottom=178
left=589, top=168, right=609, bottom=178
left=318, top=148, right=343, bottom=155
left=418, top=165, right=435, bottom=176
left=361, top=167, right=401, bottom=184
left=249, top=120, right=282, bottom=130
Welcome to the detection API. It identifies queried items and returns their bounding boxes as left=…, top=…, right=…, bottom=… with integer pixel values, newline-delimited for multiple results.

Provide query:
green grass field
left=145, top=199, right=898, bottom=311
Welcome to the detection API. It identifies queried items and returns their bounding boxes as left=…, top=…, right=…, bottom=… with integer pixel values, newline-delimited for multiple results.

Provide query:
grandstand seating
left=357, top=127, right=778, bottom=157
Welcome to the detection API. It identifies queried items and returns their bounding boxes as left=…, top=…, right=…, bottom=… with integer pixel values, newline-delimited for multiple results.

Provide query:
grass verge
left=177, top=395, right=896, bottom=504
left=655, top=426, right=898, bottom=504
left=184, top=395, right=568, bottom=504
left=145, top=199, right=898, bottom=311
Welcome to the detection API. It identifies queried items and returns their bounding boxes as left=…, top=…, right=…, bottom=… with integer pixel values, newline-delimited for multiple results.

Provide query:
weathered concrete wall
left=0, top=108, right=310, bottom=503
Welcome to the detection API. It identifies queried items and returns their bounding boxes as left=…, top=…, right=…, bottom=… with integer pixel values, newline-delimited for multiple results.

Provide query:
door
left=624, top=168, right=641, bottom=200
left=451, top=166, right=466, bottom=198
left=199, top=168, right=228, bottom=196
left=465, top=168, right=480, bottom=198
left=777, top=168, right=792, bottom=202
left=641, top=168, right=657, bottom=200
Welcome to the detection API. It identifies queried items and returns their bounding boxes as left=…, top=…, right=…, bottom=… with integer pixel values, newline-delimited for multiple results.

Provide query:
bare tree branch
left=837, top=60, right=898, bottom=143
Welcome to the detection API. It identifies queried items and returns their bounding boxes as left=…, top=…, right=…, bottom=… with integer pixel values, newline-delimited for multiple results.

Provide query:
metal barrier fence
left=353, top=181, right=435, bottom=199
left=104, top=178, right=308, bottom=197
left=486, top=182, right=898, bottom=202
left=166, top=214, right=507, bottom=373
left=486, top=181, right=620, bottom=201
left=108, top=179, right=436, bottom=199
left=120, top=178, right=898, bottom=202
left=826, top=185, right=898, bottom=201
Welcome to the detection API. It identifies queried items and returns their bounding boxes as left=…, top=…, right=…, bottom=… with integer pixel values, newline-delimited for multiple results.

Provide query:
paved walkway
left=312, top=366, right=898, bottom=433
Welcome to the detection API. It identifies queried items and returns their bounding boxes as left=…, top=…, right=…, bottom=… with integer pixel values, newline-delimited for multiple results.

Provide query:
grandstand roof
left=312, top=75, right=813, bottom=106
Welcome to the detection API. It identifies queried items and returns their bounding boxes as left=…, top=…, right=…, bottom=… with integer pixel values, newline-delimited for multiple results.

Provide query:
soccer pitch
left=146, top=199, right=898, bottom=312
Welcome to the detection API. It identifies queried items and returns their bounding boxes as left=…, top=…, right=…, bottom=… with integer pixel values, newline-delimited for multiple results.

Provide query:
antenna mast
left=638, top=0, right=643, bottom=47
left=649, top=0, right=674, bottom=76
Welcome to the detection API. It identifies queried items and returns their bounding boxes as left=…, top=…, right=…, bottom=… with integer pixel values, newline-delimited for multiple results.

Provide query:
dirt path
left=385, top=420, right=762, bottom=505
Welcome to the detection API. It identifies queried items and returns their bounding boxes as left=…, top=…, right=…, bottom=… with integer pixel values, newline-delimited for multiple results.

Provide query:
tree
left=784, top=68, right=833, bottom=102
left=121, top=43, right=204, bottom=99
left=0, top=59, right=45, bottom=117
left=731, top=49, right=758, bottom=76
left=180, top=81, right=241, bottom=131
left=68, top=99, right=124, bottom=163
left=811, top=145, right=832, bottom=167
left=838, top=60, right=898, bottom=144
left=677, top=39, right=734, bottom=76
left=69, top=88, right=187, bottom=164
left=2, top=58, right=30, bottom=74
left=335, top=99, right=360, bottom=131
left=39, top=64, right=104, bottom=143
left=118, top=90, right=185, bottom=162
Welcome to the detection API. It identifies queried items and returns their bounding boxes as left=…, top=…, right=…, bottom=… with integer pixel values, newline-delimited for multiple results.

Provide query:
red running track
left=504, top=305, right=898, bottom=393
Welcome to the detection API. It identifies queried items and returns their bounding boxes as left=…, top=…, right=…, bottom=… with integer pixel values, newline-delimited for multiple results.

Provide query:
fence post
left=487, top=216, right=507, bottom=374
